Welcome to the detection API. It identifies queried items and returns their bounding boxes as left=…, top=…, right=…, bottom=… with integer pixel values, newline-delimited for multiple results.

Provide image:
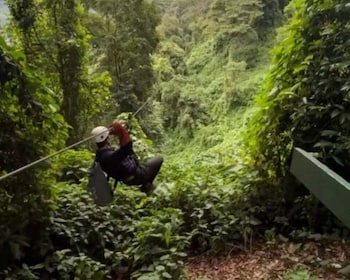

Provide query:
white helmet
left=91, top=126, right=109, bottom=143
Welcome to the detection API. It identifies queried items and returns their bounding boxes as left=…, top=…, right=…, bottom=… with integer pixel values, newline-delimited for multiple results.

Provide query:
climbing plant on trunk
left=6, top=0, right=100, bottom=144
left=85, top=0, right=160, bottom=114
left=0, top=35, right=67, bottom=269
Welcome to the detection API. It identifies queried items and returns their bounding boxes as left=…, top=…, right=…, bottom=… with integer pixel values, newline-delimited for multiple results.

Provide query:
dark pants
left=124, top=156, right=163, bottom=186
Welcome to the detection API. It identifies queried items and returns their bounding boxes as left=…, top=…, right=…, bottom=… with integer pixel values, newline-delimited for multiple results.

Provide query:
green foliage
left=153, top=40, right=186, bottom=80
left=0, top=34, right=68, bottom=269
left=6, top=0, right=113, bottom=143
left=0, top=123, right=262, bottom=279
left=253, top=0, right=285, bottom=40
left=154, top=138, right=263, bottom=253
left=153, top=53, right=175, bottom=81
left=283, top=267, right=320, bottom=280
left=4, top=0, right=349, bottom=279
left=42, top=250, right=109, bottom=280
left=244, top=0, right=350, bottom=186
left=129, top=207, right=187, bottom=280
left=80, top=0, right=163, bottom=140
left=0, top=183, right=189, bottom=280
left=53, top=150, right=94, bottom=184
left=153, top=0, right=284, bottom=136
left=46, top=0, right=91, bottom=143
left=86, top=0, right=160, bottom=114
left=78, top=71, right=113, bottom=139
left=213, top=63, right=268, bottom=115
left=136, top=99, right=165, bottom=142
left=158, top=76, right=183, bottom=129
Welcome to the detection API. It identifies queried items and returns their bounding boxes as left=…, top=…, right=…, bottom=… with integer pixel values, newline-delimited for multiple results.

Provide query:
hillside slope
left=153, top=0, right=285, bottom=154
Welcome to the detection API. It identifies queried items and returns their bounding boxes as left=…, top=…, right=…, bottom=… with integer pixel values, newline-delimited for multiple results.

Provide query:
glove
left=109, top=122, right=123, bottom=135
left=109, top=121, right=131, bottom=146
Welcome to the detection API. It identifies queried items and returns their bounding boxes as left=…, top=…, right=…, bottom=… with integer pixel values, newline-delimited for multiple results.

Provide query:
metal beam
left=290, top=147, right=350, bottom=228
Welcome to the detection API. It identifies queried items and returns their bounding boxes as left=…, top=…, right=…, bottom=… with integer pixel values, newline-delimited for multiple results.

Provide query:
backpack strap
left=96, top=155, right=118, bottom=191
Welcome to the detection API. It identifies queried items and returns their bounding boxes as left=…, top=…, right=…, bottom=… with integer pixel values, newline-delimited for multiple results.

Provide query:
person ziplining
left=90, top=121, right=163, bottom=195
left=0, top=100, right=163, bottom=206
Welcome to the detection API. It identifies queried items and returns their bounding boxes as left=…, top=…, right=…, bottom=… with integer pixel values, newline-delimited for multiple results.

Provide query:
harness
left=97, top=150, right=138, bottom=187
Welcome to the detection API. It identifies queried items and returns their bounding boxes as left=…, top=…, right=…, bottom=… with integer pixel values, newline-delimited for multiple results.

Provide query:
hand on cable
left=109, top=121, right=131, bottom=146
left=109, top=122, right=124, bottom=135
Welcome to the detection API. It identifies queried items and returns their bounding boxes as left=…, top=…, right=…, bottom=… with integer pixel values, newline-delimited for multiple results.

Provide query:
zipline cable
left=132, top=98, right=149, bottom=117
left=0, top=99, right=150, bottom=182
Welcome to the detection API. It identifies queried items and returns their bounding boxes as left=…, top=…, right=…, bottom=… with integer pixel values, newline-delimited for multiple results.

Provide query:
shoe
left=140, top=182, right=156, bottom=195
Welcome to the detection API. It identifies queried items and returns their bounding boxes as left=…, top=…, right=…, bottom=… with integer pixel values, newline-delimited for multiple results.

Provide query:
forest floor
left=184, top=240, right=350, bottom=280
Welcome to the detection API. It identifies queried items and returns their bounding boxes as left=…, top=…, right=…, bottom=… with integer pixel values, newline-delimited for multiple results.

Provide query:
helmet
left=91, top=126, right=109, bottom=143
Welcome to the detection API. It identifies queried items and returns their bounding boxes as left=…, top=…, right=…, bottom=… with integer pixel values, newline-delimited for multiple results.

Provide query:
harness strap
left=107, top=175, right=118, bottom=190
left=124, top=175, right=135, bottom=182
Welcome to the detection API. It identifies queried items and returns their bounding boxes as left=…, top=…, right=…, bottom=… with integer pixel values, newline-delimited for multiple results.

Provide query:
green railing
left=290, top=147, right=350, bottom=228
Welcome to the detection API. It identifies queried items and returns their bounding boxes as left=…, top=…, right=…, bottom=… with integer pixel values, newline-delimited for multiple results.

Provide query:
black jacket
left=95, top=142, right=138, bottom=181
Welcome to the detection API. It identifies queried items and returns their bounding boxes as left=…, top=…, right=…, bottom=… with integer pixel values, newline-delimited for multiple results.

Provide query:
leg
left=124, top=156, right=163, bottom=184
left=125, top=156, right=163, bottom=194
left=140, top=156, right=163, bottom=194
left=143, top=156, right=163, bottom=184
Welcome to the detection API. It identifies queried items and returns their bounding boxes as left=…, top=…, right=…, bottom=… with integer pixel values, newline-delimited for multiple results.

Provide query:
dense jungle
left=0, top=0, right=350, bottom=279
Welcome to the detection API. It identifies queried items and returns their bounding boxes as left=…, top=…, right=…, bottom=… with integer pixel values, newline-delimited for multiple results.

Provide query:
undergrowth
left=2, top=100, right=347, bottom=279
left=284, top=267, right=320, bottom=280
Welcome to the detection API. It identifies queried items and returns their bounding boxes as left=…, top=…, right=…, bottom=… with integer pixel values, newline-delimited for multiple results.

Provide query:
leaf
left=339, top=264, right=350, bottom=275
left=340, top=113, right=347, bottom=124
left=155, top=265, right=165, bottom=271
left=49, top=104, right=57, bottom=113
left=268, top=85, right=279, bottom=98
left=162, top=272, right=172, bottom=279
left=53, top=217, right=67, bottom=223
left=314, top=140, right=334, bottom=148
left=30, top=263, right=46, bottom=270
left=293, top=64, right=307, bottom=74
left=176, top=252, right=187, bottom=257
left=331, top=109, right=341, bottom=119
left=249, top=217, right=261, bottom=226
left=164, top=225, right=171, bottom=248
left=320, top=130, right=338, bottom=137
left=9, top=241, right=22, bottom=260
left=287, top=243, right=302, bottom=254
left=331, top=155, right=344, bottom=167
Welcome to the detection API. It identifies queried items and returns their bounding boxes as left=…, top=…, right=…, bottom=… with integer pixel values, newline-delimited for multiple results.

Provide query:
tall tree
left=47, top=0, right=87, bottom=143
left=6, top=0, right=102, bottom=143
left=86, top=0, right=160, bottom=113
left=0, top=35, right=67, bottom=268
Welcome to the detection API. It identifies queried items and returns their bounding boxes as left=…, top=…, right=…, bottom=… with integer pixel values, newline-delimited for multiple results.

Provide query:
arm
left=109, top=122, right=131, bottom=147
left=100, top=142, right=133, bottom=161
